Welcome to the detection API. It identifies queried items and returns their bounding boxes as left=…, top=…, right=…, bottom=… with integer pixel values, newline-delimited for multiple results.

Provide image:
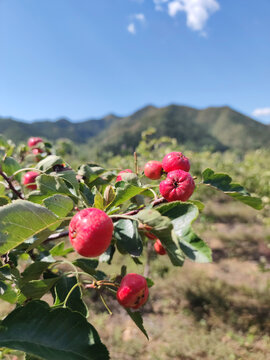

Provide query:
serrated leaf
left=0, top=300, right=109, bottom=360
left=43, top=194, right=74, bottom=217
left=73, top=258, right=106, bottom=280
left=156, top=202, right=212, bottom=263
left=135, top=209, right=184, bottom=266
left=202, top=168, right=262, bottom=210
left=20, top=277, right=59, bottom=299
left=28, top=174, right=78, bottom=204
left=0, top=200, right=61, bottom=255
left=125, top=309, right=149, bottom=340
left=21, top=262, right=52, bottom=283
left=108, top=182, right=149, bottom=209
left=114, top=219, right=143, bottom=257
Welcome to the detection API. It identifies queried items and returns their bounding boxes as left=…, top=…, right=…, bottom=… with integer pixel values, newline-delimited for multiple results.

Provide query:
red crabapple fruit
left=144, top=161, right=163, bottom=180
left=28, top=137, right=43, bottom=148
left=159, top=169, right=195, bottom=202
left=117, top=273, right=149, bottom=309
left=23, top=171, right=39, bottom=190
left=69, top=208, right=114, bottom=257
left=116, top=169, right=133, bottom=182
left=162, top=152, right=190, bottom=173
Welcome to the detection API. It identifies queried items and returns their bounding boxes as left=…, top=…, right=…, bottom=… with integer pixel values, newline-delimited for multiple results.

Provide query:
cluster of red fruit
left=144, top=151, right=195, bottom=202
left=117, top=152, right=195, bottom=257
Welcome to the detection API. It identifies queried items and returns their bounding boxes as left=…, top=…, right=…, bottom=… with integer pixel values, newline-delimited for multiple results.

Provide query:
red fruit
left=159, top=169, right=195, bottom=202
left=154, top=239, right=166, bottom=255
left=23, top=171, right=39, bottom=190
left=32, top=148, right=43, bottom=155
left=162, top=152, right=190, bottom=173
left=116, top=169, right=133, bottom=182
left=69, top=208, right=113, bottom=257
left=117, top=273, right=149, bottom=309
left=28, top=137, right=43, bottom=148
left=145, top=232, right=158, bottom=240
left=144, top=161, right=163, bottom=180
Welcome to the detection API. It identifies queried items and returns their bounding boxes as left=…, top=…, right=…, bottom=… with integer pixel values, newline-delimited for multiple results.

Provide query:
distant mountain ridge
left=0, top=105, right=269, bottom=153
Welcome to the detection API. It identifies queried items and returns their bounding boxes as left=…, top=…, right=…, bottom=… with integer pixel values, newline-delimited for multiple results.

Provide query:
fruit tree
left=0, top=134, right=263, bottom=359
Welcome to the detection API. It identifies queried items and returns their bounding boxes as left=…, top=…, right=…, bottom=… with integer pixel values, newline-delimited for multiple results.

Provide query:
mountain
left=0, top=105, right=269, bottom=153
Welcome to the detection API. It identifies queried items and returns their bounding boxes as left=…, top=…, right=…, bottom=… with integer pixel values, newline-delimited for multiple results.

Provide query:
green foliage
left=0, top=301, right=109, bottom=360
left=0, top=132, right=265, bottom=359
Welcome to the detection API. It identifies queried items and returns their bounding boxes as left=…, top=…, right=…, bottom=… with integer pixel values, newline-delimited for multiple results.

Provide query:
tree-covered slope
left=0, top=105, right=269, bottom=153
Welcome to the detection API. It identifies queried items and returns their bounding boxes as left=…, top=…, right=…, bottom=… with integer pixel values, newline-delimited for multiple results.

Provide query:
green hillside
left=1, top=105, right=269, bottom=153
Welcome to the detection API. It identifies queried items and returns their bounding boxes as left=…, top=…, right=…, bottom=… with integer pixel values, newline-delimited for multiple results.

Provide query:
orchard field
left=0, top=130, right=269, bottom=360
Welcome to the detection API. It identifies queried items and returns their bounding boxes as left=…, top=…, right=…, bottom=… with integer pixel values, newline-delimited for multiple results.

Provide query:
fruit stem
left=99, top=292, right=113, bottom=315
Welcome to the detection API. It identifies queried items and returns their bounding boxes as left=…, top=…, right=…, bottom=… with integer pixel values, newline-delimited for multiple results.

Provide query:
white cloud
left=167, top=0, right=220, bottom=31
left=134, top=13, right=145, bottom=22
left=127, top=23, right=136, bottom=34
left=252, top=108, right=270, bottom=117
left=153, top=0, right=168, bottom=11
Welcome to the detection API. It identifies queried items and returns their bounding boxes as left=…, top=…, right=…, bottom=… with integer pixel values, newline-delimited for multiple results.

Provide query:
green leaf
left=1, top=157, right=21, bottom=180
left=21, top=261, right=52, bottom=283
left=125, top=309, right=149, bottom=340
left=146, top=278, right=154, bottom=288
left=52, top=276, right=88, bottom=317
left=20, top=278, right=59, bottom=299
left=0, top=200, right=61, bottom=255
left=108, top=182, right=149, bottom=209
left=0, top=283, right=17, bottom=303
left=156, top=202, right=212, bottom=263
left=94, top=191, right=104, bottom=210
left=43, top=194, right=74, bottom=217
left=57, top=170, right=79, bottom=193
left=0, top=300, right=109, bottom=360
left=0, top=196, right=10, bottom=206
left=79, top=183, right=94, bottom=206
left=99, top=245, right=115, bottom=264
left=36, top=155, right=64, bottom=172
left=50, top=241, right=73, bottom=257
left=73, top=258, right=106, bottom=280
left=114, top=220, right=143, bottom=257
left=202, top=168, right=262, bottom=210
left=78, top=164, right=106, bottom=185
left=28, top=174, right=78, bottom=204
left=135, top=209, right=184, bottom=266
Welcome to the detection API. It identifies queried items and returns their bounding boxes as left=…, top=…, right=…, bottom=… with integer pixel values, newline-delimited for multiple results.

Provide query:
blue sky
left=0, top=0, right=270, bottom=123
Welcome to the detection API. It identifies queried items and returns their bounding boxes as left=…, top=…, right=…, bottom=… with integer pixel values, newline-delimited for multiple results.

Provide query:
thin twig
left=0, top=167, right=24, bottom=199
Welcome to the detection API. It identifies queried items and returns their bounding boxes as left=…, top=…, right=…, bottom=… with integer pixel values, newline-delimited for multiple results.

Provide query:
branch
left=43, top=198, right=167, bottom=243
left=0, top=167, right=24, bottom=199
